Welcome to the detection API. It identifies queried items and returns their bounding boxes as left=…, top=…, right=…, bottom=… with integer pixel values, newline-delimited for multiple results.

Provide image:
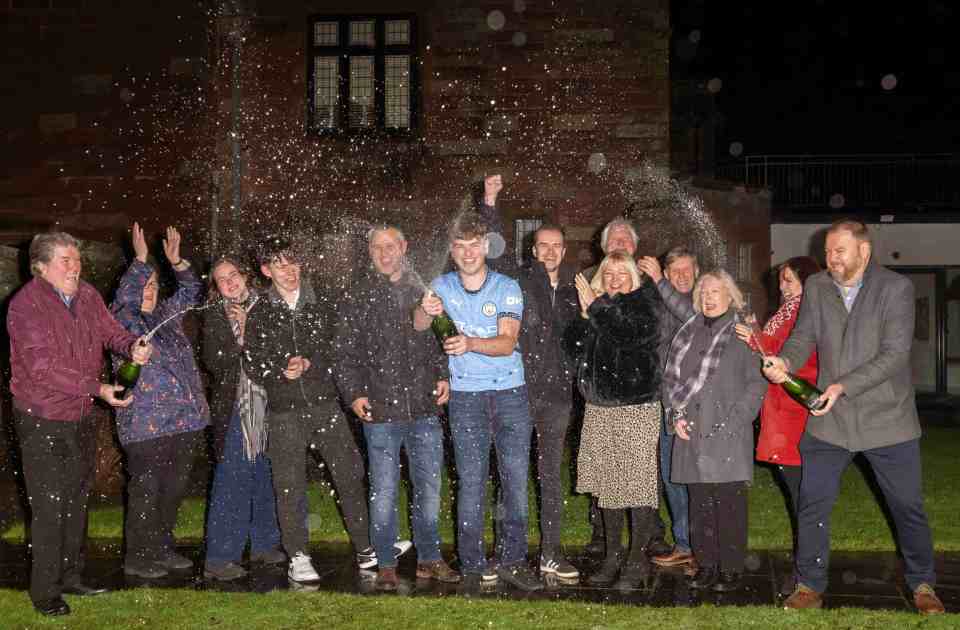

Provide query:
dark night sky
left=671, top=0, right=960, bottom=159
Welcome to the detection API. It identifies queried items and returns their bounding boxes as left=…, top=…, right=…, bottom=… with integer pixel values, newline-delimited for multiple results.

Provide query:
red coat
left=750, top=296, right=818, bottom=466
left=7, top=277, right=137, bottom=421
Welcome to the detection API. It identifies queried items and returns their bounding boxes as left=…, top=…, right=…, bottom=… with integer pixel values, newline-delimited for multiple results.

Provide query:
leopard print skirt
left=576, top=401, right=661, bottom=509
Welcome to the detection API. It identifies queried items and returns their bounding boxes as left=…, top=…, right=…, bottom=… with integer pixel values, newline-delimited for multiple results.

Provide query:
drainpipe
left=217, top=1, right=253, bottom=253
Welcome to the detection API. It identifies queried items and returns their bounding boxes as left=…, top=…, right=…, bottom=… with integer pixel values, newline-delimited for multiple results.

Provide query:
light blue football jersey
left=431, top=270, right=525, bottom=392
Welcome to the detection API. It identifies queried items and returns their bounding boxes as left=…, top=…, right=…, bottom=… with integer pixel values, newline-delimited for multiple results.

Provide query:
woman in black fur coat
left=565, top=251, right=666, bottom=590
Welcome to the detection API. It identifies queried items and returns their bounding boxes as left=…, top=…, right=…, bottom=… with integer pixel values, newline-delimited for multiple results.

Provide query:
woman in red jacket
left=736, top=256, right=820, bottom=585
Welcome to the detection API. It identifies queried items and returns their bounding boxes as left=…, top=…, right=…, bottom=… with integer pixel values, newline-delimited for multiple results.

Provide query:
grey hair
left=600, top=218, right=638, bottom=253
left=691, top=268, right=744, bottom=314
left=663, top=245, right=699, bottom=272
left=29, top=232, right=80, bottom=277
left=367, top=224, right=406, bottom=244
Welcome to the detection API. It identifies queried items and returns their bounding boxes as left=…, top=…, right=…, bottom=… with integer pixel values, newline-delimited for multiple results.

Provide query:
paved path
left=0, top=542, right=956, bottom=612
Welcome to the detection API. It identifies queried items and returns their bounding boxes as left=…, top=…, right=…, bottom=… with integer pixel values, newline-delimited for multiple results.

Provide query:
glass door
left=947, top=269, right=960, bottom=395
left=900, top=271, right=939, bottom=394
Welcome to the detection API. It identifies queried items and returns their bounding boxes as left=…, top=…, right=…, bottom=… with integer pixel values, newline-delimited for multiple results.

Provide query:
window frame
left=306, top=13, right=419, bottom=136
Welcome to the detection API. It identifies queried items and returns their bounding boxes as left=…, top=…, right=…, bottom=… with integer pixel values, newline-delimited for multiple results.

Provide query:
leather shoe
left=34, top=597, right=70, bottom=616
left=913, top=584, right=945, bottom=615
left=652, top=547, right=695, bottom=567
left=62, top=583, right=108, bottom=596
left=645, top=538, right=673, bottom=558
left=682, top=556, right=700, bottom=577
left=687, top=565, right=719, bottom=590
left=783, top=583, right=823, bottom=610
left=712, top=570, right=741, bottom=592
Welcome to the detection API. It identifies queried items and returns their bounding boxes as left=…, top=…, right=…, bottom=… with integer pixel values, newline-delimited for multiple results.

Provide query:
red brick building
left=0, top=0, right=769, bottom=306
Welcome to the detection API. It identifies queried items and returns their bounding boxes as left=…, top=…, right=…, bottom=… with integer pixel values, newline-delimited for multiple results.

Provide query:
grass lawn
left=0, top=588, right=957, bottom=630
left=4, top=426, right=958, bottom=551
left=1, top=426, right=958, bottom=628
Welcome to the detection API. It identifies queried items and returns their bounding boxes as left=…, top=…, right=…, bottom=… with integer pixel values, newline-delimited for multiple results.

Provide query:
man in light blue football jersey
left=415, top=212, right=542, bottom=592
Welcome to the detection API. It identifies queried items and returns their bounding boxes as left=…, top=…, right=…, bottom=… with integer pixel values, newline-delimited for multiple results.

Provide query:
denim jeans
left=363, top=416, right=443, bottom=567
left=448, top=386, right=533, bottom=574
left=205, top=409, right=281, bottom=566
left=660, top=411, right=690, bottom=552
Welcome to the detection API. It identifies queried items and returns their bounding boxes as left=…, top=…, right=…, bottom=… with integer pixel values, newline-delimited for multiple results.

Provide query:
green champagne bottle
left=431, top=311, right=458, bottom=343
left=116, top=350, right=143, bottom=400
left=781, top=373, right=827, bottom=412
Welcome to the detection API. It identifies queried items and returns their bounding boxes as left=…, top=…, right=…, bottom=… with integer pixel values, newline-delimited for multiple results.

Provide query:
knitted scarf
left=662, top=312, right=736, bottom=423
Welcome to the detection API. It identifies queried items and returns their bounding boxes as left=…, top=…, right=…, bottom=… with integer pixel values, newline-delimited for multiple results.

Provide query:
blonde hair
left=691, top=269, right=744, bottom=314
left=591, top=251, right=643, bottom=295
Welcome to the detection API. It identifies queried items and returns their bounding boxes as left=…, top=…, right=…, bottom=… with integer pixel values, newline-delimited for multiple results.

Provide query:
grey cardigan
left=779, top=262, right=920, bottom=452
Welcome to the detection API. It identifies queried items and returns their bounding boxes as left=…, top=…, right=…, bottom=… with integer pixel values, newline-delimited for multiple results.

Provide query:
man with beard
left=335, top=225, right=457, bottom=590
left=518, top=224, right=580, bottom=578
left=763, top=219, right=944, bottom=615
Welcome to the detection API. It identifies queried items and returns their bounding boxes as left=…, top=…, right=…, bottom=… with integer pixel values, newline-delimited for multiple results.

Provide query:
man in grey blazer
left=763, top=219, right=944, bottom=615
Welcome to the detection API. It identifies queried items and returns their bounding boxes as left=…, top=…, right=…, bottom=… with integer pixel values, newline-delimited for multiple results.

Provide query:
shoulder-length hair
left=207, top=254, right=256, bottom=302
left=691, top=268, right=744, bottom=314
left=590, top=251, right=643, bottom=295
left=780, top=256, right=820, bottom=286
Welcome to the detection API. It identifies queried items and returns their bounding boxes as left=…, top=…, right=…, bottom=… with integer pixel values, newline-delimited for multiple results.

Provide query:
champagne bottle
left=431, top=311, right=458, bottom=343
left=115, top=360, right=141, bottom=400
left=781, top=373, right=827, bottom=412
left=115, top=338, right=147, bottom=399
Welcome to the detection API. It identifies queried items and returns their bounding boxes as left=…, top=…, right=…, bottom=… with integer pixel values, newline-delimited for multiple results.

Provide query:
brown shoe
left=683, top=557, right=700, bottom=577
left=783, top=583, right=823, bottom=610
left=375, top=567, right=398, bottom=591
left=914, top=584, right=945, bottom=615
left=652, top=547, right=695, bottom=567
left=416, top=560, right=461, bottom=584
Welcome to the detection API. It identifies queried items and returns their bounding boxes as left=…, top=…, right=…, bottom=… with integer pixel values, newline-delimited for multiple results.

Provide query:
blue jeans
left=363, top=416, right=443, bottom=568
left=448, top=386, right=532, bottom=574
left=205, top=409, right=281, bottom=566
left=660, top=411, right=690, bottom=552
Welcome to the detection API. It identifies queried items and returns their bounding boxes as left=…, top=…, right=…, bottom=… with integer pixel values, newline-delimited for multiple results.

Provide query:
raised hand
left=163, top=226, right=182, bottom=265
left=574, top=273, right=596, bottom=316
left=637, top=256, right=663, bottom=283
left=132, top=222, right=149, bottom=263
left=483, top=173, right=503, bottom=206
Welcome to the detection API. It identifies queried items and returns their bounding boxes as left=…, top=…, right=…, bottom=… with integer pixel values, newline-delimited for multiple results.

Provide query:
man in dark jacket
left=518, top=224, right=580, bottom=578
left=8, top=232, right=152, bottom=616
left=335, top=225, right=459, bottom=590
left=244, top=237, right=376, bottom=583
left=763, top=220, right=944, bottom=615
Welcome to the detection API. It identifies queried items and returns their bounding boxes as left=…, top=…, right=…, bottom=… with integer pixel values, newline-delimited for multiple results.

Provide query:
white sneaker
left=288, top=552, right=320, bottom=583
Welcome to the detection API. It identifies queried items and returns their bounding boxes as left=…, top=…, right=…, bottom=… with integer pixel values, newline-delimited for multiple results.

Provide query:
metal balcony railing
left=716, top=154, right=960, bottom=210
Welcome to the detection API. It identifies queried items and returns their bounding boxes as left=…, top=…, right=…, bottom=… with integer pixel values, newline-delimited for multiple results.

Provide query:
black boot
left=613, top=557, right=650, bottom=590
left=587, top=550, right=622, bottom=586
left=587, top=507, right=624, bottom=585
left=688, top=565, right=719, bottom=590
left=585, top=498, right=605, bottom=556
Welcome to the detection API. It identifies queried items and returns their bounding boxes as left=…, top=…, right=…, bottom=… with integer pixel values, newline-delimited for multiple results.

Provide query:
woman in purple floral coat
left=110, top=223, right=210, bottom=579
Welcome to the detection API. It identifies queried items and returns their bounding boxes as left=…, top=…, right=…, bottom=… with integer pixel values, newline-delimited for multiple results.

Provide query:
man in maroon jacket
left=7, top=232, right=152, bottom=616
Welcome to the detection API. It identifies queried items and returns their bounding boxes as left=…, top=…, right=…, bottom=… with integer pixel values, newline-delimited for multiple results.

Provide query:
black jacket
left=201, top=299, right=245, bottom=460
left=334, top=271, right=447, bottom=423
left=244, top=281, right=339, bottom=413
left=518, top=261, right=579, bottom=398
left=564, top=279, right=664, bottom=407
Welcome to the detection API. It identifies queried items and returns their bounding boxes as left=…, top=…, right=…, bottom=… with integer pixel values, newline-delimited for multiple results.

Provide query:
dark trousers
left=14, top=408, right=95, bottom=603
left=530, top=394, right=572, bottom=552
left=688, top=481, right=748, bottom=572
left=123, top=430, right=201, bottom=562
left=267, top=404, right=370, bottom=556
left=795, top=433, right=936, bottom=592
left=777, top=464, right=802, bottom=546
